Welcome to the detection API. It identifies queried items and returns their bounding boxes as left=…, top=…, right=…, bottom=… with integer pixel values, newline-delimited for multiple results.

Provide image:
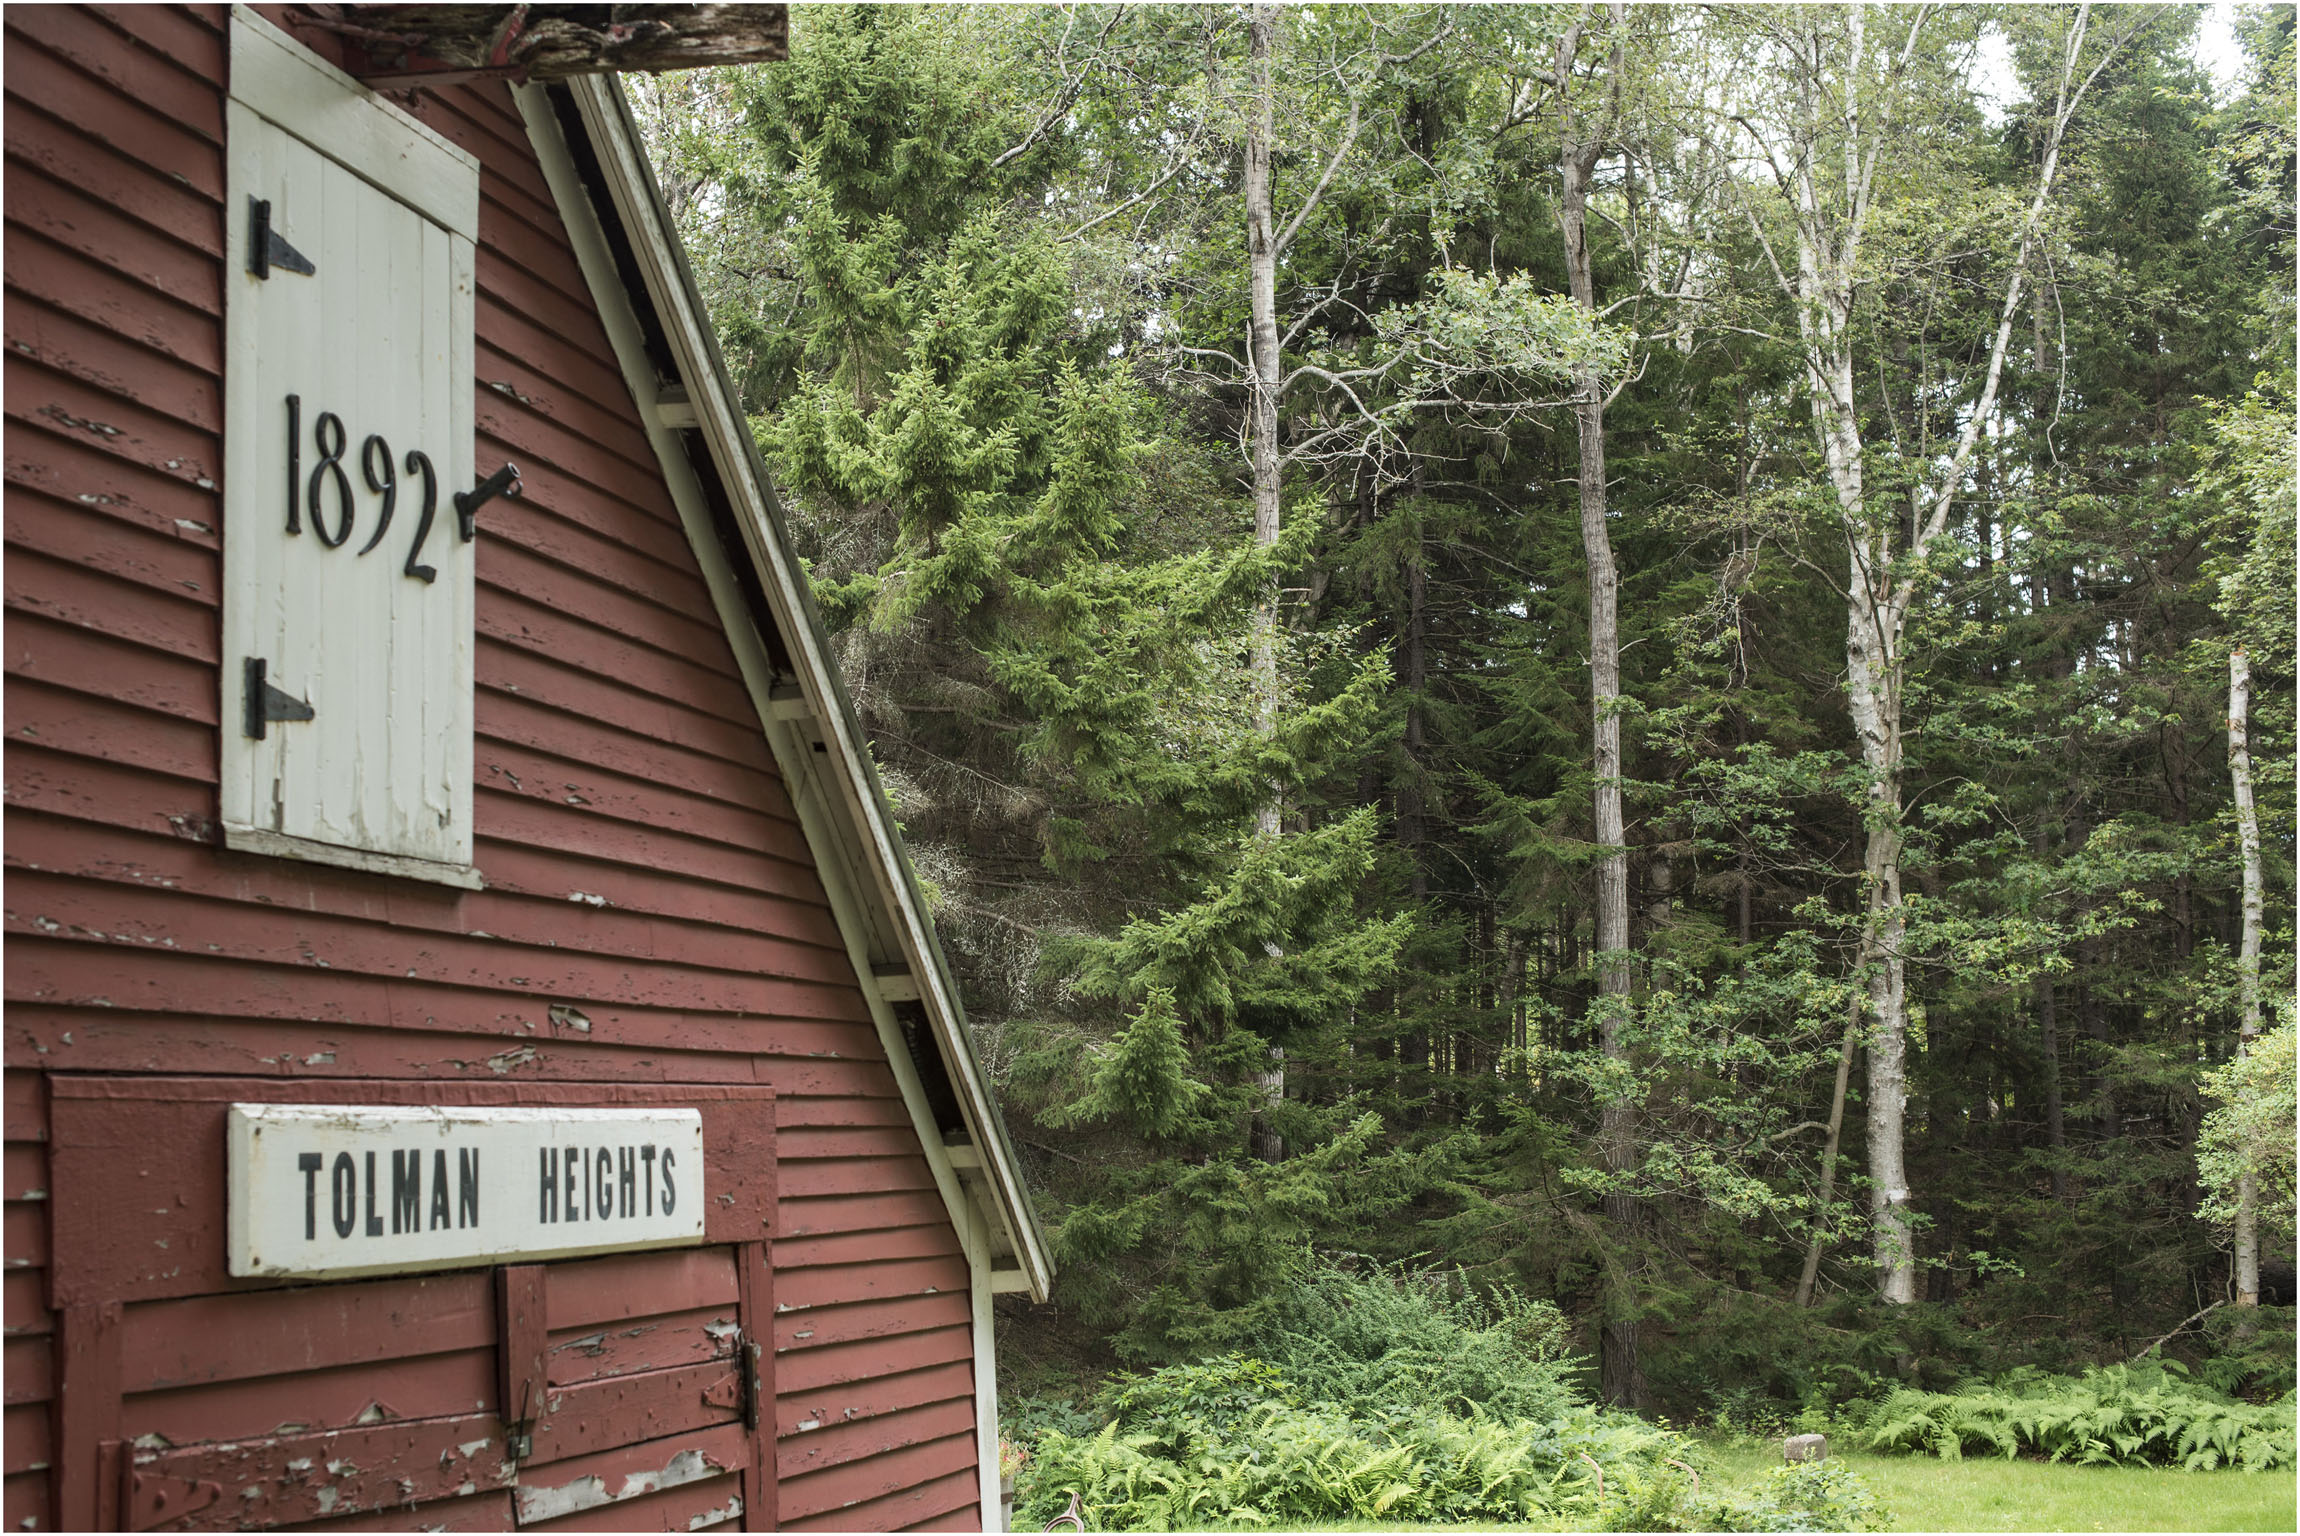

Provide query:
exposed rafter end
left=766, top=683, right=813, bottom=724
left=319, top=4, right=788, bottom=91
left=654, top=384, right=700, bottom=429
left=873, top=965, right=923, bottom=1004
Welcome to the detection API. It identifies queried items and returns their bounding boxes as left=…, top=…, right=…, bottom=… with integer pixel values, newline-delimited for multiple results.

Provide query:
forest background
left=635, top=1, right=2299, bottom=1422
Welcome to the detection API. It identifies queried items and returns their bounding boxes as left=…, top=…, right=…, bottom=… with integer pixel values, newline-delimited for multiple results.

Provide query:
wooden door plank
left=522, top=1357, right=742, bottom=1468
left=497, top=1264, right=548, bottom=1461
left=124, top=1411, right=512, bottom=1531
left=735, top=1241, right=774, bottom=1534
left=278, top=1486, right=515, bottom=1530
left=512, top=1420, right=747, bottom=1527
left=52, top=1298, right=120, bottom=1532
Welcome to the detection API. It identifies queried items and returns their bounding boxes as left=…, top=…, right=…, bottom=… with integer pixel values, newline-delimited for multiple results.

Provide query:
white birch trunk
left=2229, top=647, right=2262, bottom=1306
left=1245, top=2, right=1284, bottom=843
left=1552, top=9, right=1641, bottom=1405
left=1244, top=3, right=1286, bottom=1160
left=1767, top=2, right=2097, bottom=1305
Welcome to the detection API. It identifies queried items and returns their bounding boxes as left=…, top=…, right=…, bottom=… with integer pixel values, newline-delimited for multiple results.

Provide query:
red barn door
left=47, top=1078, right=778, bottom=1532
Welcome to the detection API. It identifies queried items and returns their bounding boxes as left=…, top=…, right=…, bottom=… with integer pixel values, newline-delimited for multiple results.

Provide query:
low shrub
left=1013, top=1389, right=1707, bottom=1531
left=1693, top=1461, right=1892, bottom=1533
left=1006, top=1261, right=1891, bottom=1531
left=1863, top=1361, right=2297, bottom=1470
left=2195, top=1305, right=2299, bottom=1399
left=1231, top=1259, right=1583, bottom=1427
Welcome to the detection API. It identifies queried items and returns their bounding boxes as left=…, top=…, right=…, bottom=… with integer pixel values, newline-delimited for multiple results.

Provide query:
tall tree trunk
left=2038, top=970, right=2069, bottom=1200
left=1244, top=3, right=1286, bottom=1161
left=1796, top=998, right=1864, bottom=1307
left=1244, top=4, right=1284, bottom=815
left=1498, top=927, right=1531, bottom=1066
left=1759, top=0, right=2097, bottom=1306
left=1553, top=10, right=1639, bottom=1406
left=2229, top=647, right=2262, bottom=1307
left=1819, top=317, right=1920, bottom=1303
left=1780, top=8, right=1918, bottom=1301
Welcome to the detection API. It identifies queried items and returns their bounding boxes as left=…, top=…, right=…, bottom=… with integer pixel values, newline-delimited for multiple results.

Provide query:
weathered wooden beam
left=328, top=4, right=787, bottom=88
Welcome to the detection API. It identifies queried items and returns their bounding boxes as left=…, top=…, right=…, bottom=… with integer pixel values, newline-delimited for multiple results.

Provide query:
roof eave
left=548, top=73, right=1054, bottom=1303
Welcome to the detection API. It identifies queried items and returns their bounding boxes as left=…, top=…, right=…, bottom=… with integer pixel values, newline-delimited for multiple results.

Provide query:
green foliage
left=2197, top=1012, right=2299, bottom=1237
left=1692, top=1461, right=1892, bottom=1534
left=1014, top=1388, right=1707, bottom=1531
left=1863, top=1363, right=2297, bottom=1471
left=1230, top=1261, right=1583, bottom=1427
left=1640, top=1290, right=1993, bottom=1429
left=1007, top=1264, right=1894, bottom=1532
left=651, top=0, right=2300, bottom=1407
left=2195, top=1304, right=2299, bottom=1399
left=1056, top=988, right=1210, bottom=1141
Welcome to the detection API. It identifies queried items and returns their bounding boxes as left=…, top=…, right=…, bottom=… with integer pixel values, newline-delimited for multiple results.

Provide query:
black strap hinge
left=248, top=197, right=316, bottom=280
left=243, top=657, right=315, bottom=740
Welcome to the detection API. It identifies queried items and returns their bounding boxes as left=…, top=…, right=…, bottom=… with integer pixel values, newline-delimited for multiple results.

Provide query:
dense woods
left=636, top=1, right=2297, bottom=1421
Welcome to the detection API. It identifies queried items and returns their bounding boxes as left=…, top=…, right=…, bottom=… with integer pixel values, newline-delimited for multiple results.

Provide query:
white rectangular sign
left=228, top=1104, right=706, bottom=1279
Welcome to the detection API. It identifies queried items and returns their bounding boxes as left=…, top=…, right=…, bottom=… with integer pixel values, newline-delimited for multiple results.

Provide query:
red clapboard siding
left=7, top=235, right=226, bottom=384
left=3, top=7, right=984, bottom=1526
left=778, top=1433, right=979, bottom=1529
left=4, top=7, right=225, bottom=137
left=278, top=1489, right=517, bottom=1532
left=4, top=1400, right=52, bottom=1474
left=6, top=487, right=221, bottom=602
left=3, top=1207, right=47, bottom=1274
left=778, top=1358, right=976, bottom=1441
left=3, top=1273, right=47, bottom=1335
left=2, top=1474, right=51, bottom=1536
left=4, top=101, right=226, bottom=255
left=783, top=1466, right=979, bottom=1534
left=0, top=43, right=224, bottom=198
left=777, top=1328, right=973, bottom=1400
left=2, top=1055, right=50, bottom=1536
left=2, top=1145, right=44, bottom=1202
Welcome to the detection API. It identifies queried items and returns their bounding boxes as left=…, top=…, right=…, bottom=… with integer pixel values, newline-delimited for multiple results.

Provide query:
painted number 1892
left=283, top=393, right=466, bottom=583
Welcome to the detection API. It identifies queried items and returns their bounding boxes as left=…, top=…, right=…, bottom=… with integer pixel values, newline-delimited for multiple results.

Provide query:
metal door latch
left=505, top=1378, right=536, bottom=1463
left=243, top=658, right=314, bottom=740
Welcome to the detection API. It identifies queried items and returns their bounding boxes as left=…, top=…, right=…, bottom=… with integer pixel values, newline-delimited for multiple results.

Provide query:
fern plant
left=1864, top=1362, right=2296, bottom=1470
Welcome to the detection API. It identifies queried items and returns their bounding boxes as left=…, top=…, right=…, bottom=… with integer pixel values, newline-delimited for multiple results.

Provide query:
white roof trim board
left=529, top=73, right=1053, bottom=1302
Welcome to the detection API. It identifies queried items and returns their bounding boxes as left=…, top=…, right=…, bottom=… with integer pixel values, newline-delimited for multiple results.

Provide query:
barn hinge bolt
left=454, top=463, right=522, bottom=540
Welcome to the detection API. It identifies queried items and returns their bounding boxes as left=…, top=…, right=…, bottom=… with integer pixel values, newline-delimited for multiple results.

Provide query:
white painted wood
left=873, top=968, right=923, bottom=1004
left=560, top=75, right=1053, bottom=1302
left=222, top=825, right=485, bottom=889
left=969, top=1198, right=1005, bottom=1531
left=988, top=1267, right=1033, bottom=1295
left=229, top=6, right=479, bottom=238
left=227, top=1105, right=705, bottom=1280
left=221, top=86, right=477, bottom=873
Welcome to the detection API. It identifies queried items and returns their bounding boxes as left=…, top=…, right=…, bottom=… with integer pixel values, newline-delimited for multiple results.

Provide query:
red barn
left=2, top=6, right=1051, bottom=1530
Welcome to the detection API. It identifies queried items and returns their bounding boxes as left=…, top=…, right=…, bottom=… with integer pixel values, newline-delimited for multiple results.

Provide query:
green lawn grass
left=1693, top=1436, right=2297, bottom=1533
left=1223, top=1440, right=2298, bottom=1534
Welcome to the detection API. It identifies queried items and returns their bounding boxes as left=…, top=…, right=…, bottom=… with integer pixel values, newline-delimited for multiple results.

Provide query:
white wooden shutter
left=220, top=10, right=481, bottom=883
